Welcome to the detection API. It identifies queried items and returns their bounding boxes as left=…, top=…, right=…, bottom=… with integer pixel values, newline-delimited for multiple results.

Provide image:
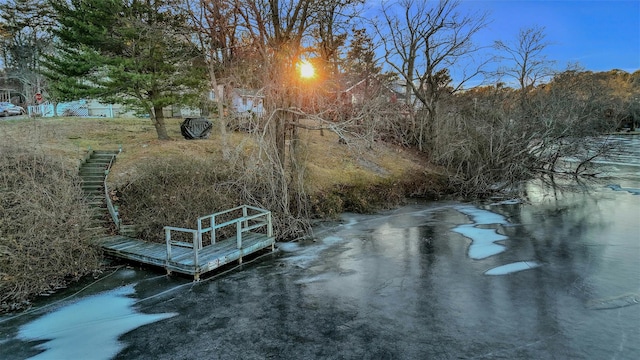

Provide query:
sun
left=298, top=60, right=315, bottom=79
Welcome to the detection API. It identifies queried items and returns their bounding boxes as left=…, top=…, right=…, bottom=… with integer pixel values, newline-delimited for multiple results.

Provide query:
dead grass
left=0, top=143, right=102, bottom=311
left=0, top=115, right=450, bottom=310
left=1, top=116, right=445, bottom=200
left=299, top=125, right=432, bottom=194
left=2, top=116, right=450, bottom=223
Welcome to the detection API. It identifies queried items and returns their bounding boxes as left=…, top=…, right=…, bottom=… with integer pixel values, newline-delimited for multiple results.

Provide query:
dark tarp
left=180, top=118, right=212, bottom=139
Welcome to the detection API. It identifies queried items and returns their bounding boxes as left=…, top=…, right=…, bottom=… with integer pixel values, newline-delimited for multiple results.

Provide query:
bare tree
left=220, top=0, right=318, bottom=238
left=184, top=0, right=239, bottom=158
left=234, top=0, right=314, bottom=164
left=0, top=0, right=55, bottom=105
left=378, top=0, right=488, bottom=151
left=312, top=0, right=363, bottom=78
left=494, top=26, right=554, bottom=111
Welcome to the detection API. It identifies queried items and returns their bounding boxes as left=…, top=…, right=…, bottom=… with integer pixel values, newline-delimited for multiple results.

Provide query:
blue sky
left=460, top=0, right=640, bottom=73
left=366, top=0, right=640, bottom=86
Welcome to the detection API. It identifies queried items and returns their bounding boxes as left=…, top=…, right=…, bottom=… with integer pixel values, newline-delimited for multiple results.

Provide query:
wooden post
left=211, top=215, right=216, bottom=244
left=237, top=220, right=243, bottom=264
left=193, top=231, right=199, bottom=268
left=197, top=218, right=203, bottom=249
left=242, top=206, right=248, bottom=229
left=236, top=221, right=242, bottom=249
left=165, top=228, right=172, bottom=261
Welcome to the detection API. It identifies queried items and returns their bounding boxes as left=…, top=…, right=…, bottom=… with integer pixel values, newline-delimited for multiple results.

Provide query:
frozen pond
left=1, top=136, right=639, bottom=359
left=16, top=285, right=175, bottom=360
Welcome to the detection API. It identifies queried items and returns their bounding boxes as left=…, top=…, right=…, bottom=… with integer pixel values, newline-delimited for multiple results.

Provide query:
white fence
left=27, top=100, right=202, bottom=118
left=28, top=100, right=117, bottom=118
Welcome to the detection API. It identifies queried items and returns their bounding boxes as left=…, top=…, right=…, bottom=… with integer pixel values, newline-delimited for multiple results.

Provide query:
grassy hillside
left=0, top=116, right=451, bottom=310
left=0, top=116, right=450, bottom=210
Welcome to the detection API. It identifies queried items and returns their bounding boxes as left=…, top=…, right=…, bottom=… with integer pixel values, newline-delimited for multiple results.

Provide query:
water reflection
left=1, top=136, right=638, bottom=359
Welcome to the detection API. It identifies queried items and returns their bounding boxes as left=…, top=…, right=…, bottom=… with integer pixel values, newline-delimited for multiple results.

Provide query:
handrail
left=197, top=205, right=271, bottom=245
left=164, top=205, right=273, bottom=267
left=103, top=154, right=120, bottom=230
left=164, top=226, right=199, bottom=267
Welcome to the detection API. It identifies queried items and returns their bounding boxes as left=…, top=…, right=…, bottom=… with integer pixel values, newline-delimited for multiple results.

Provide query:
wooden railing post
left=236, top=220, right=242, bottom=249
left=193, top=231, right=199, bottom=268
left=197, top=217, right=203, bottom=249
left=165, top=228, right=172, bottom=261
left=242, top=206, right=248, bottom=229
left=211, top=215, right=216, bottom=244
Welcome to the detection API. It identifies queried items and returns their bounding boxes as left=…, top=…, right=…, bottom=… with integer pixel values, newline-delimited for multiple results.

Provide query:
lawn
left=0, top=116, right=442, bottom=198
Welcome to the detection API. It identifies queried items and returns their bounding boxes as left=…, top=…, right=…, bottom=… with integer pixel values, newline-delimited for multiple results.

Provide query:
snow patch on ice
left=18, top=285, right=176, bottom=360
left=322, top=236, right=344, bottom=245
left=294, top=274, right=332, bottom=285
left=587, top=292, right=640, bottom=310
left=340, top=216, right=359, bottom=229
left=453, top=205, right=510, bottom=259
left=489, top=199, right=522, bottom=206
left=484, top=261, right=541, bottom=275
left=277, top=242, right=301, bottom=252
left=452, top=224, right=507, bottom=259
left=606, top=184, right=640, bottom=195
left=455, top=205, right=509, bottom=226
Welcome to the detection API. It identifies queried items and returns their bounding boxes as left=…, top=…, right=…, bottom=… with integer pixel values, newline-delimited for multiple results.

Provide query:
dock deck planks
left=94, top=232, right=275, bottom=280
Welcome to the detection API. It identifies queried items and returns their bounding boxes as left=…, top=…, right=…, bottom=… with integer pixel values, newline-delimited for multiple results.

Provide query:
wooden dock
left=80, top=149, right=276, bottom=280
left=94, top=205, right=275, bottom=280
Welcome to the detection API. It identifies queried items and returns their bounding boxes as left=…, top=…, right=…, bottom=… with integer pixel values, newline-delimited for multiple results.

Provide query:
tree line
left=1, top=0, right=638, bottom=207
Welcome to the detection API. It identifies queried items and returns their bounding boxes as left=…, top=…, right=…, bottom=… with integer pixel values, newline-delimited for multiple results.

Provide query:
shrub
left=0, top=145, right=102, bottom=312
left=310, top=171, right=451, bottom=217
left=116, top=155, right=240, bottom=242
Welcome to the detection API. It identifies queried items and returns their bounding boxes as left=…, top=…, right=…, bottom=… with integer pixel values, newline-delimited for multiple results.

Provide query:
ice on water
left=484, top=261, right=541, bottom=275
left=453, top=205, right=541, bottom=275
left=18, top=285, right=176, bottom=360
left=453, top=224, right=507, bottom=259
left=452, top=205, right=510, bottom=259
left=606, top=184, right=640, bottom=195
left=278, top=236, right=347, bottom=269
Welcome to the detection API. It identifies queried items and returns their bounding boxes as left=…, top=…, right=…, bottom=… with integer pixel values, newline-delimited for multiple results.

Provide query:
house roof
left=234, top=88, right=265, bottom=98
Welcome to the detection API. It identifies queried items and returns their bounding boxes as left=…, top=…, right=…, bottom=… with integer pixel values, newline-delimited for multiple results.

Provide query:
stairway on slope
left=78, top=150, right=119, bottom=233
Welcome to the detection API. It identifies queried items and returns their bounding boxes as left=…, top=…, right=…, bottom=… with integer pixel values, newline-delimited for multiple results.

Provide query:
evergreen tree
left=45, top=0, right=206, bottom=139
left=345, top=28, right=381, bottom=83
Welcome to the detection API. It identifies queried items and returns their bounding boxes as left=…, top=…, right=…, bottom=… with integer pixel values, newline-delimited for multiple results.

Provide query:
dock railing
left=164, top=205, right=273, bottom=268
left=103, top=153, right=120, bottom=230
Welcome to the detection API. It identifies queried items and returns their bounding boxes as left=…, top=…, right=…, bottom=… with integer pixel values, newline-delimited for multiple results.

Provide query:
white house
left=209, top=86, right=265, bottom=118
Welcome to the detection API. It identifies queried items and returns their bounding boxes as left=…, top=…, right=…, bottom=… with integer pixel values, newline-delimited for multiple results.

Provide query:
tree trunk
left=209, top=60, right=228, bottom=159
left=152, top=104, right=170, bottom=140
left=275, top=112, right=286, bottom=167
left=266, top=59, right=291, bottom=169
